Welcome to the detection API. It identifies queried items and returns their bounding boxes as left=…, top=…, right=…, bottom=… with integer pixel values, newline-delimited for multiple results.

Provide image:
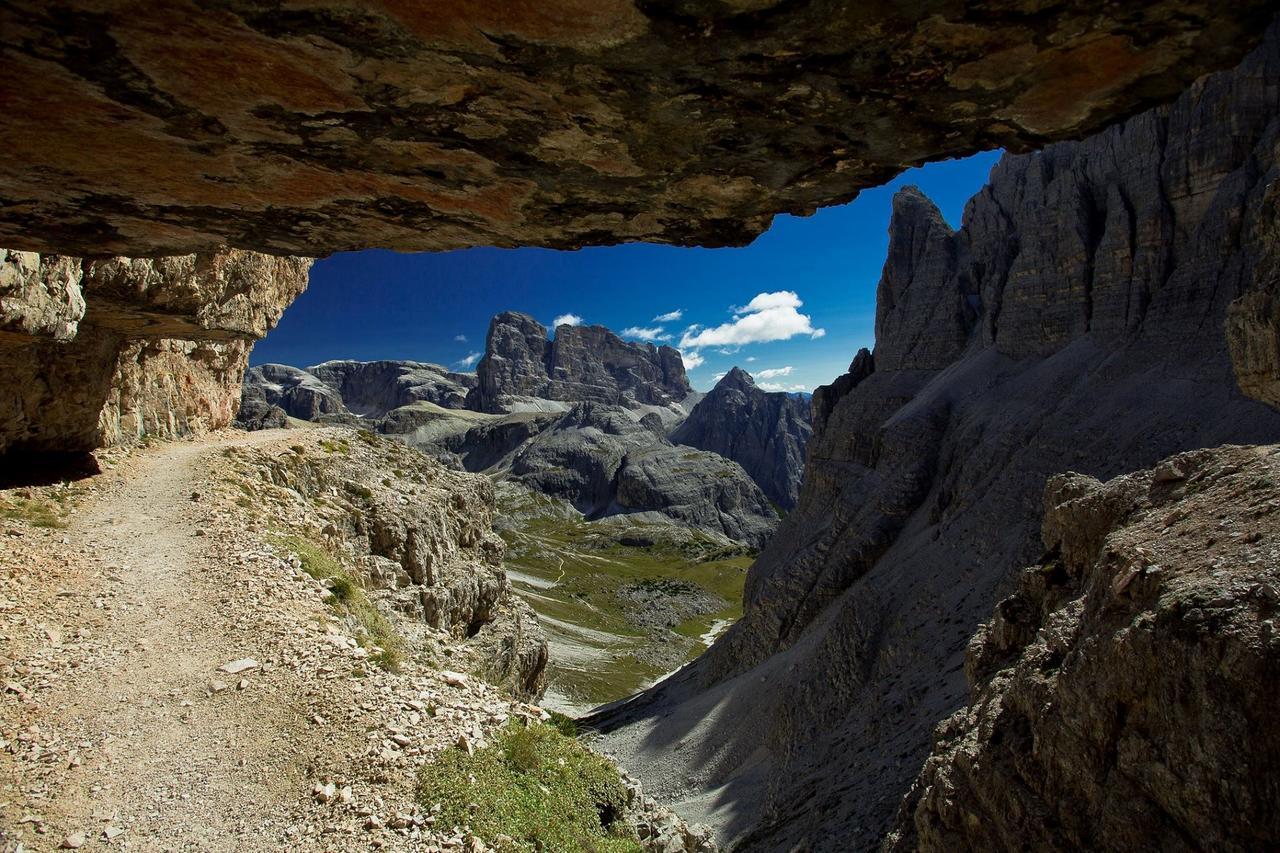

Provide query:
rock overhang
left=0, top=1, right=1273, bottom=257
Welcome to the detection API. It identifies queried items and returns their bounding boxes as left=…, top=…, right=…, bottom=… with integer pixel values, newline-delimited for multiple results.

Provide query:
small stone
left=236, top=678, right=249, bottom=691
left=441, top=670, right=468, bottom=687
left=103, top=825, right=124, bottom=841
left=61, top=832, right=86, bottom=849
left=219, top=658, right=258, bottom=674
left=457, top=734, right=474, bottom=756
left=313, top=781, right=337, bottom=803
left=209, top=680, right=229, bottom=693
left=339, top=785, right=354, bottom=804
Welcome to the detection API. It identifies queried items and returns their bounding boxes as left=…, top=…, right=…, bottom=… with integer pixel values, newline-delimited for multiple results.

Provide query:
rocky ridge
left=888, top=444, right=1280, bottom=851
left=588, top=27, right=1280, bottom=851
left=240, top=359, right=477, bottom=425
left=0, top=2, right=1271, bottom=257
left=0, top=249, right=311, bottom=456
left=467, top=312, right=690, bottom=415
left=448, top=401, right=778, bottom=549
left=671, top=367, right=812, bottom=510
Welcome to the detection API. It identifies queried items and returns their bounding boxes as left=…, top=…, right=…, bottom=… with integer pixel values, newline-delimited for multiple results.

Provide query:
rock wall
left=887, top=445, right=1280, bottom=852
left=0, top=2, right=1272, bottom=257
left=0, top=249, right=311, bottom=455
left=588, top=26, right=1280, bottom=851
left=670, top=367, right=812, bottom=510
left=468, top=312, right=690, bottom=413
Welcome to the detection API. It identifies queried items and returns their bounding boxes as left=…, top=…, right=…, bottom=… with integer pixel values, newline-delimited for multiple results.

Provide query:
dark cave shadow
left=0, top=451, right=101, bottom=488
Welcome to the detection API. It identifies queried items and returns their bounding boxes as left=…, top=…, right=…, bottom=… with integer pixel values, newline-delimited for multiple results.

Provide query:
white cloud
left=455, top=351, right=482, bottom=369
left=653, top=309, right=684, bottom=323
left=758, top=381, right=808, bottom=392
left=746, top=356, right=757, bottom=362
left=453, top=334, right=468, bottom=343
left=681, top=349, right=705, bottom=369
left=553, top=313, right=584, bottom=328
left=712, top=372, right=726, bottom=382
left=755, top=366, right=794, bottom=379
left=679, top=290, right=825, bottom=348
left=621, top=325, right=671, bottom=342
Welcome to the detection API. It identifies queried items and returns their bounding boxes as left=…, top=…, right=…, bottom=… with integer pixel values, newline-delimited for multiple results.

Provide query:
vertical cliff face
left=0, top=250, right=311, bottom=455
left=589, top=25, right=1280, bottom=851
left=467, top=312, right=691, bottom=413
left=886, top=445, right=1280, bottom=852
left=670, top=367, right=813, bottom=510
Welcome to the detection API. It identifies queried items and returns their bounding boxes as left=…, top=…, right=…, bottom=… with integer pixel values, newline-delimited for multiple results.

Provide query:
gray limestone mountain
left=444, top=401, right=778, bottom=549
left=588, top=27, right=1280, bottom=852
left=239, top=360, right=477, bottom=424
left=671, top=367, right=812, bottom=510
left=466, top=312, right=690, bottom=414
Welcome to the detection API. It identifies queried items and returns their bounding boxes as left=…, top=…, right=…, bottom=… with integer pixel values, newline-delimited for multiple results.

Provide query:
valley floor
left=0, top=430, right=557, bottom=852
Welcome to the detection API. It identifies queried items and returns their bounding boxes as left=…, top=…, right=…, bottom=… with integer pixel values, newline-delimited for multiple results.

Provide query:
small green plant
left=272, top=533, right=405, bottom=672
left=343, top=481, right=374, bottom=501
left=546, top=710, right=578, bottom=738
left=416, top=721, right=639, bottom=852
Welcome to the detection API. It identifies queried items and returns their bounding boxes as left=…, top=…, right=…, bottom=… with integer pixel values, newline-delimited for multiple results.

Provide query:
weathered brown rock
left=0, top=250, right=310, bottom=454
left=588, top=26, right=1280, bottom=851
left=0, top=3, right=1272, bottom=256
left=887, top=445, right=1280, bottom=852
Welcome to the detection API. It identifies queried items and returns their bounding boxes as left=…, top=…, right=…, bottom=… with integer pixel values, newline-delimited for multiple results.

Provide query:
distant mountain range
left=239, top=311, right=813, bottom=545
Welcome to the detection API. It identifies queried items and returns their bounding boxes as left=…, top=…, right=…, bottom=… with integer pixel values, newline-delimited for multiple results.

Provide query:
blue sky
left=253, top=150, right=1002, bottom=392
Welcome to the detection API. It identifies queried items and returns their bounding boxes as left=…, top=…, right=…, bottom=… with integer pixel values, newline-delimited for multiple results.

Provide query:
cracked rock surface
left=0, top=2, right=1272, bottom=256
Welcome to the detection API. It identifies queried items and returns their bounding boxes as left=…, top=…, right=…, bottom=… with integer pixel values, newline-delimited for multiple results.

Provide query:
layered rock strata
left=0, top=3, right=1272, bottom=257
left=888, top=445, right=1280, bottom=852
left=671, top=367, right=811, bottom=510
left=1, top=249, right=310, bottom=455
left=468, top=312, right=690, bottom=413
left=588, top=27, right=1280, bottom=851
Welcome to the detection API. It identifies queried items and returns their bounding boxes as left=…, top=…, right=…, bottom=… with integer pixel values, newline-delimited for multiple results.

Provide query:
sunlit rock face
left=587, top=25, right=1280, bottom=851
left=468, top=312, right=690, bottom=414
left=0, top=2, right=1272, bottom=256
left=0, top=250, right=311, bottom=454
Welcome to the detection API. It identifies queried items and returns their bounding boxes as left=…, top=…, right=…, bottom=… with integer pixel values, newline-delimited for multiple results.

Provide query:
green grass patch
left=272, top=533, right=406, bottom=672
left=0, top=496, right=68, bottom=528
left=416, top=721, right=639, bottom=852
left=319, top=438, right=350, bottom=454
left=496, top=488, right=752, bottom=706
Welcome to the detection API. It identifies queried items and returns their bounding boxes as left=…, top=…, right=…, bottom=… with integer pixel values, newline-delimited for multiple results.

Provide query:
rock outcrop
left=241, top=360, right=475, bottom=424
left=1, top=249, right=311, bottom=455
left=0, top=3, right=1272, bottom=257
left=887, top=445, right=1280, bottom=852
left=671, top=367, right=811, bottom=510
left=240, top=429, right=549, bottom=698
left=588, top=26, right=1280, bottom=851
left=465, top=402, right=778, bottom=548
left=468, top=312, right=690, bottom=414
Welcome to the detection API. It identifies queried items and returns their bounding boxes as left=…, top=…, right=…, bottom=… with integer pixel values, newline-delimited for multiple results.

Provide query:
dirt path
left=2, top=431, right=355, bottom=850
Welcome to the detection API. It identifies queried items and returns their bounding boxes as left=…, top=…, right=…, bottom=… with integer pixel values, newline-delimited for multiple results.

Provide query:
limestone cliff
left=670, top=367, right=812, bottom=510
left=588, top=26, right=1280, bottom=851
left=1, top=250, right=311, bottom=456
left=468, top=312, right=690, bottom=414
left=0, top=3, right=1271, bottom=257
left=887, top=445, right=1280, bottom=851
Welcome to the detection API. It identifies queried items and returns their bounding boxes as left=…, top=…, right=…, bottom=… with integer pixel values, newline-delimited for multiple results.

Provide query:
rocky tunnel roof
left=0, top=1, right=1272, bottom=257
